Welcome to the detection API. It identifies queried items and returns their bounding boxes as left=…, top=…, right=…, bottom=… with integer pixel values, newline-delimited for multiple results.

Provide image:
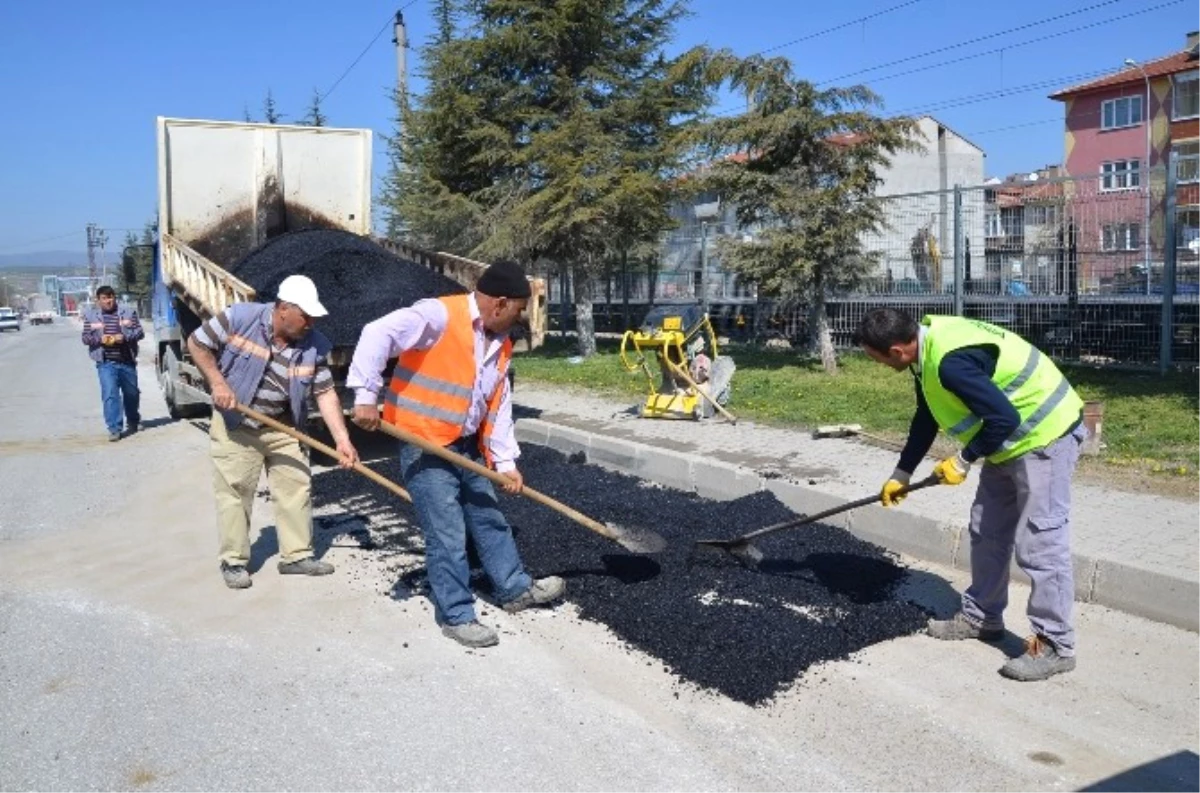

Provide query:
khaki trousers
left=209, top=410, right=313, bottom=566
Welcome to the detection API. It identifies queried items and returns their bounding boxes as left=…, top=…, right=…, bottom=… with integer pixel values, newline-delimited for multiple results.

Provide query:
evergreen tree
left=452, top=0, right=713, bottom=355
left=263, top=89, right=284, bottom=124
left=693, top=56, right=918, bottom=372
left=302, top=89, right=327, bottom=127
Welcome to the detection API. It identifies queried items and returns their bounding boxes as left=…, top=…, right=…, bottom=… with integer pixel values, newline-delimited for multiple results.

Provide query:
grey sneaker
left=221, top=562, right=252, bottom=589
left=927, top=611, right=1004, bottom=641
left=1000, top=635, right=1076, bottom=681
left=503, top=576, right=566, bottom=613
left=442, top=620, right=499, bottom=648
left=277, top=558, right=334, bottom=576
left=108, top=431, right=121, bottom=442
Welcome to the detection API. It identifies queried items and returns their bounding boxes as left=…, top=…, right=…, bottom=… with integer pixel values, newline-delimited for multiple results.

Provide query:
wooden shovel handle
left=373, top=420, right=617, bottom=540
left=235, top=404, right=411, bottom=503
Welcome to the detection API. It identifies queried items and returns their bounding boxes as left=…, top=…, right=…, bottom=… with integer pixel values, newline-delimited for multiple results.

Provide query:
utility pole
left=86, top=223, right=109, bottom=302
left=393, top=10, right=408, bottom=101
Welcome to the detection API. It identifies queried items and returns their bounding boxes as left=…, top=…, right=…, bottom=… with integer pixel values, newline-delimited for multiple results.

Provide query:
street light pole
left=1125, top=58, right=1152, bottom=295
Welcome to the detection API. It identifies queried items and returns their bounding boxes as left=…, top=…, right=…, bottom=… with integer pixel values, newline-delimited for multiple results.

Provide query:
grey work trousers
left=961, top=424, right=1087, bottom=656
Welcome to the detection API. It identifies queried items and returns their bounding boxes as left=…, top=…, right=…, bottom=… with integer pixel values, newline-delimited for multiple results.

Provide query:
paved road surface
left=1, top=322, right=1196, bottom=791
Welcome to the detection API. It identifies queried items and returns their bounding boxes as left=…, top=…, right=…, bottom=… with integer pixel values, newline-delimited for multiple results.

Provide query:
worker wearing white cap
left=187, top=274, right=359, bottom=590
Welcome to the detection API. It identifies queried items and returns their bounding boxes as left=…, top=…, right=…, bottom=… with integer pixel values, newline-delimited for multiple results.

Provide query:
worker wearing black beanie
left=476, top=259, right=532, bottom=299
left=348, top=256, right=564, bottom=649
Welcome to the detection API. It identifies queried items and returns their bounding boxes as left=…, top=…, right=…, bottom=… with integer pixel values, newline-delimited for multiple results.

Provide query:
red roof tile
left=1050, top=49, right=1198, bottom=100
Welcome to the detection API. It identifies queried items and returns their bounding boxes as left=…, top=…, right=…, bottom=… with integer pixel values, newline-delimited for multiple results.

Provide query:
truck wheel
left=160, top=348, right=182, bottom=420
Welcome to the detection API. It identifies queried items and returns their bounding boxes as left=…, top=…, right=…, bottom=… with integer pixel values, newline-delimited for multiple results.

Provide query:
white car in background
left=0, top=307, right=21, bottom=332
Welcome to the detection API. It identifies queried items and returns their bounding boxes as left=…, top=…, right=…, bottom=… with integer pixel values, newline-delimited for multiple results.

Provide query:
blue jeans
left=399, top=437, right=532, bottom=626
left=96, top=361, right=140, bottom=434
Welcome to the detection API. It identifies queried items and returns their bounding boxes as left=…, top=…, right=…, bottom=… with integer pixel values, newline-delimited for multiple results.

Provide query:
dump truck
left=26, top=294, right=55, bottom=325
left=151, top=117, right=546, bottom=419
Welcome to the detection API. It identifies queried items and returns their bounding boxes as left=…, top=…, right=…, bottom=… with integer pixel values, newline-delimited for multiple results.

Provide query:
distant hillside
left=0, top=250, right=120, bottom=270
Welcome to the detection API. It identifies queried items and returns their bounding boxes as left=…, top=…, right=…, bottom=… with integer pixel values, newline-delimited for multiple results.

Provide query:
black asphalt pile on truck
left=230, top=229, right=466, bottom=346
left=313, top=444, right=931, bottom=705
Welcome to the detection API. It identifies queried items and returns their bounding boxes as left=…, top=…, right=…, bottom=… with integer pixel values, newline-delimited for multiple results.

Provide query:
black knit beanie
left=476, top=259, right=532, bottom=299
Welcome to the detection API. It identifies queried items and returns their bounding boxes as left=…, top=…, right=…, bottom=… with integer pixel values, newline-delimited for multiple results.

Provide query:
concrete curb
left=516, top=418, right=1199, bottom=633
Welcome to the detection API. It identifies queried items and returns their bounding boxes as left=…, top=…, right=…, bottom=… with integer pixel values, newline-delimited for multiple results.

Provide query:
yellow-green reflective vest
left=919, top=315, right=1083, bottom=464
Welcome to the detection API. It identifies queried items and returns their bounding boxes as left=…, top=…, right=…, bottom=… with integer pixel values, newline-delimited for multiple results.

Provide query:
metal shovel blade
left=610, top=524, right=668, bottom=555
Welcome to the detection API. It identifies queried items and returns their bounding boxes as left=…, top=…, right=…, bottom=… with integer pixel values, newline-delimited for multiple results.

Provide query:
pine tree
left=263, top=89, right=284, bottom=124
left=693, top=57, right=918, bottom=372
left=448, top=0, right=713, bottom=356
left=302, top=89, right=327, bottom=127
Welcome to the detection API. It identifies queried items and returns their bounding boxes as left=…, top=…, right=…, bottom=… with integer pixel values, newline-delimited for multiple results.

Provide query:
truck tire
left=161, top=347, right=210, bottom=420
left=160, top=348, right=183, bottom=420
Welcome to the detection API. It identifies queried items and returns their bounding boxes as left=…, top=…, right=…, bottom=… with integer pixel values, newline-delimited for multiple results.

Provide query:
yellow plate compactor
left=619, top=303, right=736, bottom=422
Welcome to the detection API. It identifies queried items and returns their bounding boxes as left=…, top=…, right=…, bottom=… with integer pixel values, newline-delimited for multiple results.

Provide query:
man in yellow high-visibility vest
left=855, top=308, right=1087, bottom=682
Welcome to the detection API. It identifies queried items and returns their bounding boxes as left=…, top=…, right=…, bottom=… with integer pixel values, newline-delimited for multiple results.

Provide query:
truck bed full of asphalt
left=313, top=444, right=929, bottom=705
left=229, top=229, right=466, bottom=346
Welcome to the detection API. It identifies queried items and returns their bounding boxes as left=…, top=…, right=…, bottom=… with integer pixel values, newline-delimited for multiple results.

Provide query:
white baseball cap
left=276, top=275, right=328, bottom=318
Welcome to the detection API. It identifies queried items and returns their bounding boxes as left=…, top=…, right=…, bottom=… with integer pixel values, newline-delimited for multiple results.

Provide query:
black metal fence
left=551, top=156, right=1199, bottom=370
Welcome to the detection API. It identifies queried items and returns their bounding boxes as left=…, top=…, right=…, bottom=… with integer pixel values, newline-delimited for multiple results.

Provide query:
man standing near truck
left=854, top=307, right=1086, bottom=682
left=347, top=260, right=565, bottom=649
left=81, top=285, right=144, bottom=442
left=186, top=275, right=359, bottom=590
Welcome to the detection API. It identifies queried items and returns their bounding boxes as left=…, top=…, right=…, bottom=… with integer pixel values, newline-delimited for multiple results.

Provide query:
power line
left=965, top=118, right=1061, bottom=136
left=320, top=1, right=422, bottom=103
left=890, top=67, right=1119, bottom=115
left=710, top=63, right=1113, bottom=119
left=708, top=1, right=1182, bottom=119
left=818, top=0, right=1184, bottom=87
left=754, top=0, right=928, bottom=56
left=816, top=0, right=1126, bottom=84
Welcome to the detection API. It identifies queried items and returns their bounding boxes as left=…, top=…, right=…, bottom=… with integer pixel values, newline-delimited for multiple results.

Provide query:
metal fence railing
left=554, top=157, right=1198, bottom=370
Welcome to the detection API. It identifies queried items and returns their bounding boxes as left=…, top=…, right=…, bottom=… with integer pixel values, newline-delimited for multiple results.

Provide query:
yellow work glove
left=880, top=469, right=911, bottom=507
left=933, top=453, right=971, bottom=485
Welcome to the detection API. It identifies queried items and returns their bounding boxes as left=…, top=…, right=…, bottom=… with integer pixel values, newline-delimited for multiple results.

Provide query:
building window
left=1178, top=207, right=1199, bottom=255
left=1027, top=205, right=1059, bottom=225
left=1102, top=222, right=1141, bottom=252
left=1175, top=140, right=1199, bottom=184
left=1101, top=96, right=1144, bottom=130
left=1101, top=159, right=1141, bottom=191
left=985, top=211, right=1002, bottom=237
left=1173, top=70, right=1199, bottom=121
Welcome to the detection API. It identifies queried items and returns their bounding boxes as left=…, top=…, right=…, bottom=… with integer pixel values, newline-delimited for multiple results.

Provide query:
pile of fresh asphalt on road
left=314, top=444, right=931, bottom=706
left=230, top=229, right=466, bottom=345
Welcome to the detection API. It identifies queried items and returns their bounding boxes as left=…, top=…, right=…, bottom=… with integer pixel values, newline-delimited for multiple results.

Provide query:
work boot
left=442, top=620, right=499, bottom=648
left=277, top=557, right=335, bottom=576
left=221, top=562, right=252, bottom=590
left=1000, top=635, right=1076, bottom=682
left=503, top=576, right=567, bottom=613
left=927, top=611, right=1003, bottom=641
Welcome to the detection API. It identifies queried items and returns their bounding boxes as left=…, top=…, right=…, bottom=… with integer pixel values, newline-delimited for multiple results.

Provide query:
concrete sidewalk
left=511, top=384, right=1199, bottom=632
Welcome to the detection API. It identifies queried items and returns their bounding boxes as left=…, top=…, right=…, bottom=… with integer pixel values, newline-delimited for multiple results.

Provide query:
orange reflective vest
left=382, top=295, right=512, bottom=467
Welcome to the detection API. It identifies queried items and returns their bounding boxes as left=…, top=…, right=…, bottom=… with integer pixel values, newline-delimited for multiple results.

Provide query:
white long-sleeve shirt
left=347, top=294, right=520, bottom=472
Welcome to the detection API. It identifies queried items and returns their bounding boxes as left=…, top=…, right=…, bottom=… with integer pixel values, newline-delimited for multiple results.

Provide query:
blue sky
left=0, top=0, right=1194, bottom=257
